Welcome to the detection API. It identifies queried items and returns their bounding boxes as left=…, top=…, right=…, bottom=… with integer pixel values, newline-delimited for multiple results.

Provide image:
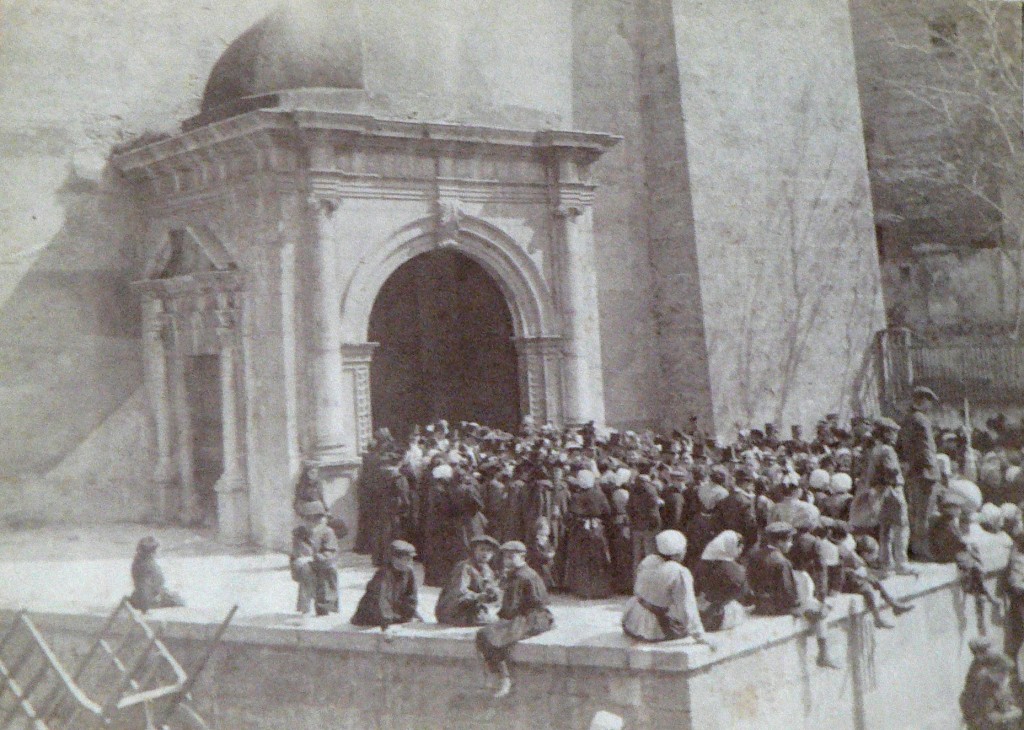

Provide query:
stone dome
left=200, top=0, right=364, bottom=116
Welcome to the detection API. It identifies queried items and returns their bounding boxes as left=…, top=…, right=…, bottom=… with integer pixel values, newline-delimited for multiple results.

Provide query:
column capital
left=307, top=194, right=340, bottom=218
left=554, top=205, right=583, bottom=221
left=144, top=313, right=173, bottom=342
left=341, top=341, right=380, bottom=364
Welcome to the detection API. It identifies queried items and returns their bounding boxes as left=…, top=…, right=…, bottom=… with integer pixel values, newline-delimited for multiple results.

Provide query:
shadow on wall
left=0, top=163, right=143, bottom=477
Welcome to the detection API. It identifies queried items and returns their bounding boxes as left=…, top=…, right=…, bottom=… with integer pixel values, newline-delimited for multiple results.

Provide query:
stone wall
left=9, top=561, right=1000, bottom=730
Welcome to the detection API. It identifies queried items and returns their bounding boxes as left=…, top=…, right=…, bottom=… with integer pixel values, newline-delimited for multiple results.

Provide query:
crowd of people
left=272, top=385, right=1024, bottom=708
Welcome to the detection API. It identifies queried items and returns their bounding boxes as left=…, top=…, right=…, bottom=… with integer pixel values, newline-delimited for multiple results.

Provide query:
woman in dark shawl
left=561, top=470, right=613, bottom=599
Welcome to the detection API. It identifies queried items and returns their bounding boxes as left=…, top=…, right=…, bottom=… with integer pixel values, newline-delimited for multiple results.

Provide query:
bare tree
left=873, top=0, right=1024, bottom=331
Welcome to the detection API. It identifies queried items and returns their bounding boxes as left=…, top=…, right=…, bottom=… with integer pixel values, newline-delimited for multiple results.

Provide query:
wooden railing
left=876, top=326, right=1024, bottom=408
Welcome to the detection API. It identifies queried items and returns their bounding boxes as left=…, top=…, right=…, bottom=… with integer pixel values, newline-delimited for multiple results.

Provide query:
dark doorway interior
left=186, top=354, right=222, bottom=527
left=368, top=249, right=521, bottom=441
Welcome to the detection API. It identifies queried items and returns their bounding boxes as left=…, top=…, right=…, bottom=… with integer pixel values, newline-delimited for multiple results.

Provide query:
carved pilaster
left=309, top=194, right=349, bottom=466
left=341, top=342, right=380, bottom=457
left=142, top=300, right=176, bottom=522
left=514, top=337, right=564, bottom=427
left=213, top=296, right=249, bottom=544
left=552, top=175, right=605, bottom=426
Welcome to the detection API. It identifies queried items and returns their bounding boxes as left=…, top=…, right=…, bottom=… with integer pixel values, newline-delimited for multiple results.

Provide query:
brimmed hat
left=765, top=522, right=796, bottom=539
left=469, top=535, right=500, bottom=550
left=874, top=417, right=900, bottom=433
left=912, top=385, right=939, bottom=402
left=389, top=540, right=417, bottom=556
left=500, top=540, right=528, bottom=554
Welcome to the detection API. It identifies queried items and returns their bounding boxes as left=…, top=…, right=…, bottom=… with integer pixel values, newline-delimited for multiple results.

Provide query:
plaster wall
left=0, top=0, right=278, bottom=527
left=667, top=0, right=886, bottom=435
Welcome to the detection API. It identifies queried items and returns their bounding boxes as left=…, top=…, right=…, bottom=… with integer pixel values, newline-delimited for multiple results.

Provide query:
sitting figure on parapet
left=127, top=536, right=185, bottom=613
left=621, top=529, right=711, bottom=645
left=351, top=539, right=421, bottom=629
left=435, top=535, right=501, bottom=626
left=475, top=540, right=554, bottom=699
left=746, top=522, right=840, bottom=669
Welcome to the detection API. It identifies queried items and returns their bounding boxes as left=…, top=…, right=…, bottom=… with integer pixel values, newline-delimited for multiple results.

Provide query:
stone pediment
left=146, top=226, right=236, bottom=280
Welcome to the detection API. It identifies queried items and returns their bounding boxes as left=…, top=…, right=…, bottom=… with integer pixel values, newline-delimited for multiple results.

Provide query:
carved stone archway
left=337, top=214, right=564, bottom=436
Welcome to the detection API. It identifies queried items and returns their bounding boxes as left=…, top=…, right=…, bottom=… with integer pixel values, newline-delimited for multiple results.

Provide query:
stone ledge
left=2, top=544, right=1003, bottom=676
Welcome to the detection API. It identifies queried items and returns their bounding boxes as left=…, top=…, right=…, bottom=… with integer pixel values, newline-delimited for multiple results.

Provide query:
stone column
left=308, top=195, right=350, bottom=466
left=213, top=298, right=249, bottom=544
left=554, top=185, right=606, bottom=426
left=514, top=336, right=564, bottom=426
left=142, top=297, right=176, bottom=522
left=168, top=313, right=194, bottom=523
left=341, top=343, right=380, bottom=459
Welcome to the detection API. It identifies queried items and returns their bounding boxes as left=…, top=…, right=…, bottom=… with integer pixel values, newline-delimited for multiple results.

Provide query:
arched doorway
left=368, top=249, right=521, bottom=441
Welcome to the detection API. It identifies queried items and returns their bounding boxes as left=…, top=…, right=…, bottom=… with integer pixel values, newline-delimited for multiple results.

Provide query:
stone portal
left=368, top=249, right=520, bottom=440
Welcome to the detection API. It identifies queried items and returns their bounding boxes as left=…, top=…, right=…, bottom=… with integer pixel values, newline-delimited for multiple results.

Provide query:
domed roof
left=200, top=0, right=364, bottom=116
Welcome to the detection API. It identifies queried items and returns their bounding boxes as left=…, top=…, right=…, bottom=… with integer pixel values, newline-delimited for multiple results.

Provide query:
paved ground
left=0, top=524, right=632, bottom=641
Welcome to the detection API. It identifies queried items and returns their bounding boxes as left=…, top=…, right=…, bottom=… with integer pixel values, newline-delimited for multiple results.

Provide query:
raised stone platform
left=0, top=525, right=1009, bottom=729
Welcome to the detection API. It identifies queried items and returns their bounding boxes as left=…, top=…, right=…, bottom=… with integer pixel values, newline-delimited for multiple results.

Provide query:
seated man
left=351, top=540, right=421, bottom=629
left=622, top=529, right=709, bottom=643
left=435, top=535, right=501, bottom=626
left=128, top=536, right=185, bottom=613
left=747, top=522, right=839, bottom=669
left=475, top=541, right=554, bottom=699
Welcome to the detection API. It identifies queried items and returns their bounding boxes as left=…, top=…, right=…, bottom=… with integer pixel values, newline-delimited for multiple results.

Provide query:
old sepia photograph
left=2, top=0, right=1024, bottom=727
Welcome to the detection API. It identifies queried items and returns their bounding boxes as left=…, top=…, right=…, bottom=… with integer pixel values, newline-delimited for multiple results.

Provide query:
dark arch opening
left=368, top=249, right=521, bottom=441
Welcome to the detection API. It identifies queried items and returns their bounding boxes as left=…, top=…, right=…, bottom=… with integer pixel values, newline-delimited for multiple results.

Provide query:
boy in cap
left=475, top=540, right=554, bottom=698
left=293, top=501, right=339, bottom=616
left=435, top=535, right=502, bottom=626
left=351, top=540, right=421, bottom=628
left=747, top=521, right=840, bottom=669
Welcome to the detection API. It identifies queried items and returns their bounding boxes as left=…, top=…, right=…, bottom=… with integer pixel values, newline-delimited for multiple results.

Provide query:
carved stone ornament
left=436, top=198, right=464, bottom=245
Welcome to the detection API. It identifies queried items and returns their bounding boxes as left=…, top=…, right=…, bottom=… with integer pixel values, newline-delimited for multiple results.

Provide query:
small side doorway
left=185, top=355, right=222, bottom=527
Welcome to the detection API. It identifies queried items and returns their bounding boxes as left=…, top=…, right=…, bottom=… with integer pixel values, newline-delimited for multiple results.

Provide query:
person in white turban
left=621, top=530, right=710, bottom=645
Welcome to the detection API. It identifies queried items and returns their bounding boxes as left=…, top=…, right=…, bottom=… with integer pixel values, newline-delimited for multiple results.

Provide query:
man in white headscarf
left=621, top=529, right=711, bottom=646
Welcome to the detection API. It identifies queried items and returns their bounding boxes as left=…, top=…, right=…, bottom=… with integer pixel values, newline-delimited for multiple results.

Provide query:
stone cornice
left=131, top=270, right=246, bottom=299
left=111, top=107, right=621, bottom=192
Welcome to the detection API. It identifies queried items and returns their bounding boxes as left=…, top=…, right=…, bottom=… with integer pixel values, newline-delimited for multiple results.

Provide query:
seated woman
left=695, top=530, right=750, bottom=632
left=621, top=530, right=710, bottom=645
left=128, top=536, right=184, bottom=613
left=351, top=540, right=421, bottom=629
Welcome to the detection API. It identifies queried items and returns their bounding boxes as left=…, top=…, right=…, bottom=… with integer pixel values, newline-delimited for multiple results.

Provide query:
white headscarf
left=700, top=530, right=743, bottom=562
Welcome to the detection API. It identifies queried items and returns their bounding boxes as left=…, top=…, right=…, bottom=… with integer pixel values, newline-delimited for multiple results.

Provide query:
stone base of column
left=312, top=457, right=362, bottom=551
left=214, top=475, right=249, bottom=545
